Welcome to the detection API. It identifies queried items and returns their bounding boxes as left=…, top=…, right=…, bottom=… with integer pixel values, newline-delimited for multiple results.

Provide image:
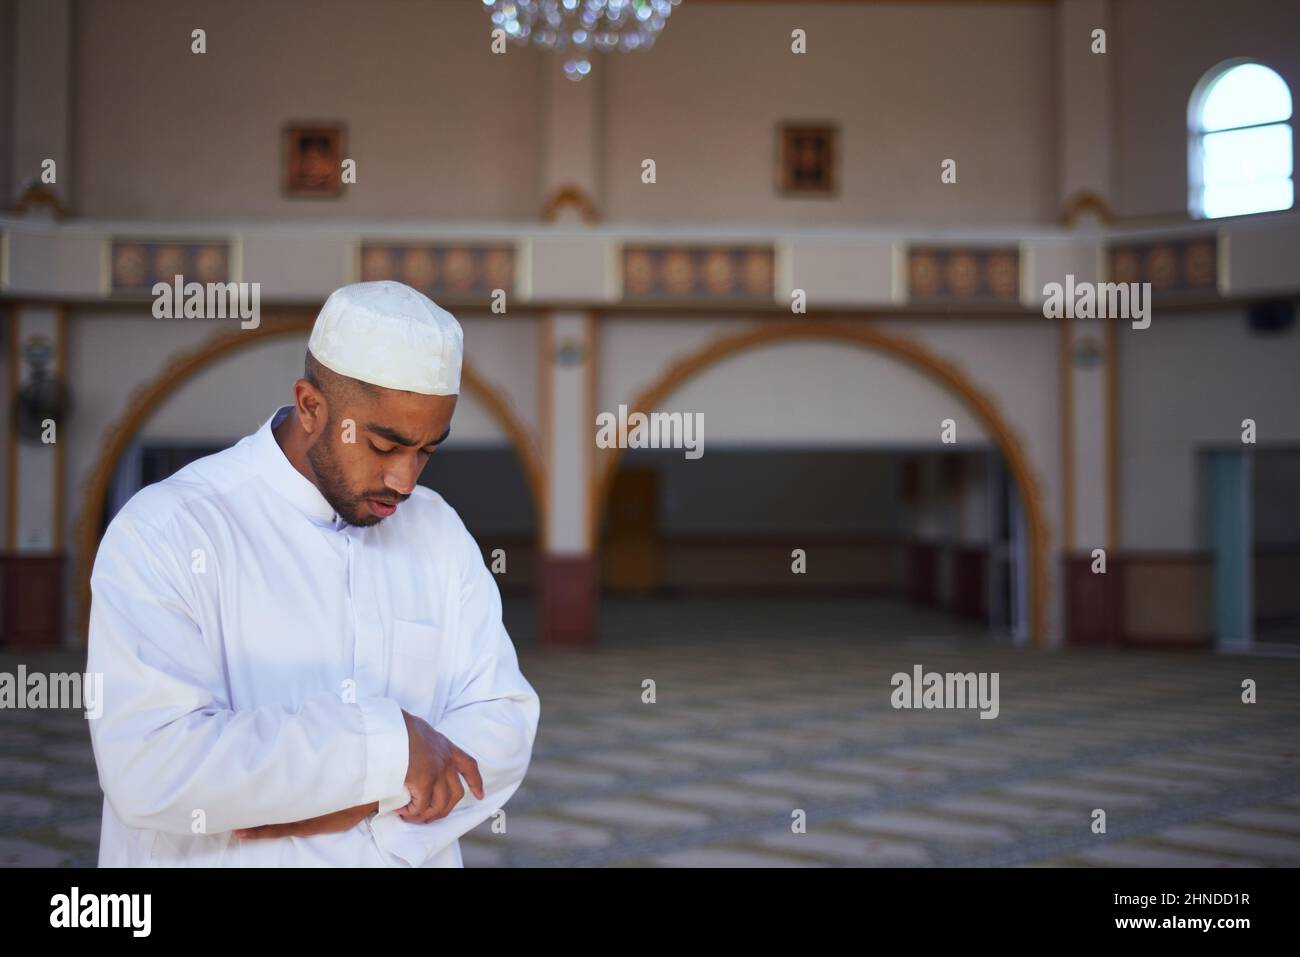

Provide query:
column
left=533, top=50, right=606, bottom=646
left=537, top=310, right=598, bottom=646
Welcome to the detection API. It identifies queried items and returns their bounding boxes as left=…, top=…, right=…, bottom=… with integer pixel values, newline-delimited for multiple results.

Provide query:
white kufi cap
left=308, top=280, right=463, bottom=395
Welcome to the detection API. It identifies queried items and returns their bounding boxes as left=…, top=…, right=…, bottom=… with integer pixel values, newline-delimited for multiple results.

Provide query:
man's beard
left=305, top=426, right=375, bottom=527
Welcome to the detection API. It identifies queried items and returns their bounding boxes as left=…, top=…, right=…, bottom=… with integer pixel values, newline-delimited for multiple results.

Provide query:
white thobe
left=87, top=403, right=540, bottom=866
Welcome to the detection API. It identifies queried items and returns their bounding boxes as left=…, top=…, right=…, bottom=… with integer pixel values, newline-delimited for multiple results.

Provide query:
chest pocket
left=388, top=619, right=447, bottom=716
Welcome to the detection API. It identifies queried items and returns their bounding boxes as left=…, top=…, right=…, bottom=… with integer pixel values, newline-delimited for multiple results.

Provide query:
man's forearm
left=95, top=693, right=408, bottom=835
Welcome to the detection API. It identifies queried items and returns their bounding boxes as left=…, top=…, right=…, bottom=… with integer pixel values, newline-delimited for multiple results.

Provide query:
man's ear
left=294, top=378, right=328, bottom=435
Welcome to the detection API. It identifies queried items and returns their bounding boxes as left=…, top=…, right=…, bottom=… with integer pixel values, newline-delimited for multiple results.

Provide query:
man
left=87, top=280, right=540, bottom=866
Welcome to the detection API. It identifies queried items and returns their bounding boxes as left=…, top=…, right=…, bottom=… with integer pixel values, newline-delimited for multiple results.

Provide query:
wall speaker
left=1247, top=298, right=1295, bottom=333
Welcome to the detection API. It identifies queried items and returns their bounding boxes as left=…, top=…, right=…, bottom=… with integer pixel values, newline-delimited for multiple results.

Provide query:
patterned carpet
left=2, top=597, right=1298, bottom=867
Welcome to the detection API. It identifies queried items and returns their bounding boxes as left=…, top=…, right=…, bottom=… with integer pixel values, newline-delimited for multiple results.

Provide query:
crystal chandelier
left=482, top=0, right=683, bottom=81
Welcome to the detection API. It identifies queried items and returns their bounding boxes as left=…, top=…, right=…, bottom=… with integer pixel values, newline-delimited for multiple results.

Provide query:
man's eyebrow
left=365, top=423, right=452, bottom=448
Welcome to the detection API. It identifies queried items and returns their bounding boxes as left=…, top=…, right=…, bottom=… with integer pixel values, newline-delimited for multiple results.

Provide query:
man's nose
left=384, top=458, right=419, bottom=496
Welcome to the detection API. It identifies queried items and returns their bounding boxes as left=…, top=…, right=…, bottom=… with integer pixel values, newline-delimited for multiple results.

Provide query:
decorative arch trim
left=541, top=184, right=600, bottom=224
left=1059, top=190, right=1115, bottom=227
left=590, top=319, right=1052, bottom=646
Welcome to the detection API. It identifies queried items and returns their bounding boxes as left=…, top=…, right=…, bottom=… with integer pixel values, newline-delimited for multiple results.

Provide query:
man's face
left=306, top=387, right=457, bottom=527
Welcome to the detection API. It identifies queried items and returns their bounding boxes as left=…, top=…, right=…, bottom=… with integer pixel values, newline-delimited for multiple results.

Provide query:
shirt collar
left=253, top=405, right=347, bottom=529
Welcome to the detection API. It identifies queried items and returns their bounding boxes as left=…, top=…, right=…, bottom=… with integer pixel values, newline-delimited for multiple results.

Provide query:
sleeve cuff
left=377, top=788, right=412, bottom=815
left=358, top=696, right=409, bottom=806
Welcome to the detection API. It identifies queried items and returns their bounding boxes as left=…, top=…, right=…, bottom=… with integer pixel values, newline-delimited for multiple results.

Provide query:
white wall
left=1119, top=309, right=1300, bottom=550
left=0, top=0, right=15, bottom=201
left=72, top=0, right=545, bottom=220
left=627, top=333, right=995, bottom=446
left=459, top=316, right=540, bottom=440
left=8, top=0, right=70, bottom=206
left=603, top=2, right=1057, bottom=225
left=63, top=0, right=1062, bottom=225
left=25, top=0, right=1300, bottom=226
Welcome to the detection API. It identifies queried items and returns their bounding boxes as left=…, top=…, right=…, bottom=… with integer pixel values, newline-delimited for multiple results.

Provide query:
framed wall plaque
left=778, top=123, right=837, bottom=196
left=283, top=123, right=346, bottom=197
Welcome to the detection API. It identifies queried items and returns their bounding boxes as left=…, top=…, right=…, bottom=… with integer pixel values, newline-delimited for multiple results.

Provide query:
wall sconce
left=13, top=336, right=71, bottom=443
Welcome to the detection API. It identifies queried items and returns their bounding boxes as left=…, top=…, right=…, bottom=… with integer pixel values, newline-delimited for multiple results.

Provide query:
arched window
left=1188, top=61, right=1293, bottom=219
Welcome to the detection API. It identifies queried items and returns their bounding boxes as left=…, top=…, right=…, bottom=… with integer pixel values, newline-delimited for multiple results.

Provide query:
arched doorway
left=73, top=314, right=546, bottom=642
left=590, top=320, right=1051, bottom=646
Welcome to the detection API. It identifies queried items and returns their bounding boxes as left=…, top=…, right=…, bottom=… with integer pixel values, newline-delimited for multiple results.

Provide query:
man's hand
left=399, top=708, right=484, bottom=823
left=230, top=710, right=483, bottom=837
left=233, top=801, right=379, bottom=840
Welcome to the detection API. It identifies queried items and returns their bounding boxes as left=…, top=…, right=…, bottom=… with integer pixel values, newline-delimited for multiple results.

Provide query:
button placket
left=344, top=530, right=360, bottom=690
left=349, top=530, right=384, bottom=696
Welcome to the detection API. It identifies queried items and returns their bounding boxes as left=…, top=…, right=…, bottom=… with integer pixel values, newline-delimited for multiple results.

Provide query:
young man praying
left=87, top=280, right=539, bottom=866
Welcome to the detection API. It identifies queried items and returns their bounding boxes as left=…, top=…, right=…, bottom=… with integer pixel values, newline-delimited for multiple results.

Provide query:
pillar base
left=538, top=554, right=598, bottom=647
left=1063, top=552, right=1123, bottom=645
left=0, top=552, right=66, bottom=648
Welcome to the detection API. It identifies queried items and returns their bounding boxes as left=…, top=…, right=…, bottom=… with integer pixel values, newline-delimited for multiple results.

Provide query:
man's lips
left=366, top=497, right=402, bottom=517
